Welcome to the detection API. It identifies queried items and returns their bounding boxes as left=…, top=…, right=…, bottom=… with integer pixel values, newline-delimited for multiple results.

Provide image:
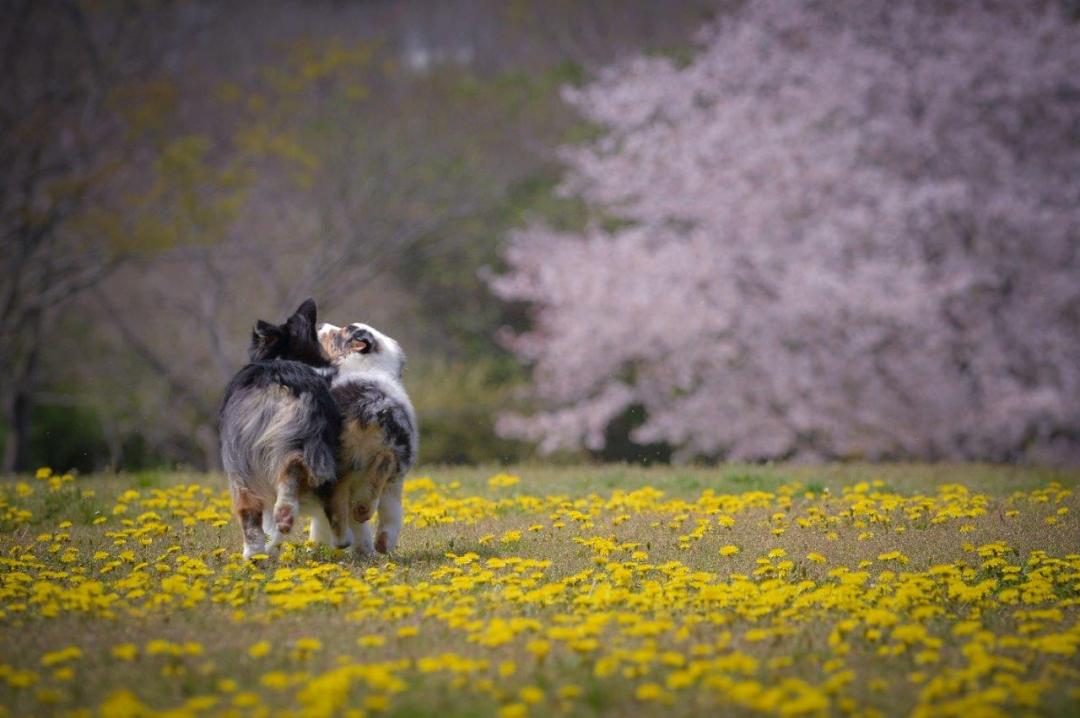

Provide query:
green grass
left=424, top=462, right=1080, bottom=496
left=1, top=463, right=1078, bottom=717
left=81, top=461, right=1080, bottom=503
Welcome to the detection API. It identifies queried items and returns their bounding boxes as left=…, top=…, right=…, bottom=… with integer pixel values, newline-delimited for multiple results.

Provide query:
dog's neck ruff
left=333, top=352, right=398, bottom=385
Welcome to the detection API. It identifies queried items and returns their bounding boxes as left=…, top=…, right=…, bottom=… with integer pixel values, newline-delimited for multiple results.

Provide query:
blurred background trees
left=2, top=0, right=717, bottom=471
left=2, top=0, right=1077, bottom=471
left=0, top=0, right=204, bottom=472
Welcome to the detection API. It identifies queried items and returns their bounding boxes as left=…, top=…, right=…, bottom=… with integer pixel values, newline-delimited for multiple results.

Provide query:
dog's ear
left=254, top=319, right=282, bottom=340
left=294, top=298, right=317, bottom=327
left=286, top=299, right=319, bottom=343
left=250, top=320, right=283, bottom=356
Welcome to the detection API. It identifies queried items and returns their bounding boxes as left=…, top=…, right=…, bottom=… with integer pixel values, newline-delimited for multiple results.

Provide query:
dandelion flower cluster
left=0, top=470, right=1077, bottom=716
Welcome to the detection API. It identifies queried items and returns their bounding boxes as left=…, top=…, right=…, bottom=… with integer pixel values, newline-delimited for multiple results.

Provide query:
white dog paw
left=273, top=500, right=299, bottom=534
left=355, top=535, right=377, bottom=557
left=375, top=530, right=398, bottom=555
left=242, top=541, right=266, bottom=561
left=309, top=515, right=333, bottom=545
left=264, top=532, right=282, bottom=554
left=334, top=526, right=354, bottom=550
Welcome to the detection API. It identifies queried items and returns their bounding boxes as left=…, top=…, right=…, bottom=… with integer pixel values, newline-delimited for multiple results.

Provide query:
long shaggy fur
left=220, top=363, right=339, bottom=496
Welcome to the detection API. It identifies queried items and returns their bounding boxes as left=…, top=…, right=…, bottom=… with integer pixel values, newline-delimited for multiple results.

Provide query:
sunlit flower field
left=2, top=465, right=1078, bottom=717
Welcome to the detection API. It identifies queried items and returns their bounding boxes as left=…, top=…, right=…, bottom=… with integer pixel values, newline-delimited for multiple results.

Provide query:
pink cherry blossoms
left=491, top=0, right=1080, bottom=462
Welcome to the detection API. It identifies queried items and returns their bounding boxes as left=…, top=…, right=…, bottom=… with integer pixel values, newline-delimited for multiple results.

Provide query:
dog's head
left=318, top=321, right=405, bottom=379
left=248, top=298, right=329, bottom=366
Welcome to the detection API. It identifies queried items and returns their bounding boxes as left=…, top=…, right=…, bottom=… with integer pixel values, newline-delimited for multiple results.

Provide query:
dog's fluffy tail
left=221, top=385, right=336, bottom=489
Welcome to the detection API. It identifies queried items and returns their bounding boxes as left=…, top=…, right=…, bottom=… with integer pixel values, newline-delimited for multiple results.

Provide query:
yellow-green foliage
left=1, top=466, right=1078, bottom=716
left=408, top=360, right=533, bottom=464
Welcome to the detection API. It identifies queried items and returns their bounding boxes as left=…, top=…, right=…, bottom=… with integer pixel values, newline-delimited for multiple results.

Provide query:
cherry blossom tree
left=492, top=0, right=1080, bottom=462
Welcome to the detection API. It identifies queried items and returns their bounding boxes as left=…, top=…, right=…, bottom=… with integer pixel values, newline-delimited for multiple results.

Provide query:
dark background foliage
left=0, top=0, right=718, bottom=472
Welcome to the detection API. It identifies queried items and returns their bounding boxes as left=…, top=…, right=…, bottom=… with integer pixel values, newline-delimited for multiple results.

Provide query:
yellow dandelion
left=247, top=641, right=271, bottom=659
left=111, top=644, right=138, bottom=661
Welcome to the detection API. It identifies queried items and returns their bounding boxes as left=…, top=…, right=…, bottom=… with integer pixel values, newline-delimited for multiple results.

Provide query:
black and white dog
left=314, top=322, right=418, bottom=555
left=219, top=299, right=352, bottom=558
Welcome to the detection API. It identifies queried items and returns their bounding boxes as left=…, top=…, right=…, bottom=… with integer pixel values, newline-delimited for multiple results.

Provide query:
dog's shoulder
left=222, top=360, right=336, bottom=412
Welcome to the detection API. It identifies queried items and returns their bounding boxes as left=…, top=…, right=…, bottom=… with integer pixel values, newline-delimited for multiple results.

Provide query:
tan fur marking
left=277, top=453, right=316, bottom=491
left=231, top=487, right=265, bottom=550
left=274, top=453, right=314, bottom=534
left=337, top=419, right=398, bottom=523
left=231, top=485, right=263, bottom=513
left=319, top=330, right=343, bottom=361
left=340, top=420, right=387, bottom=467
left=326, top=480, right=352, bottom=536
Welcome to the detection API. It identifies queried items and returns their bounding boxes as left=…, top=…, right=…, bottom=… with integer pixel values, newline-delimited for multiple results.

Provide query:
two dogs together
left=219, top=299, right=417, bottom=559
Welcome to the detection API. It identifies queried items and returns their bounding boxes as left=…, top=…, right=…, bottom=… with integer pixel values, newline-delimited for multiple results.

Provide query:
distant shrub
left=407, top=358, right=534, bottom=465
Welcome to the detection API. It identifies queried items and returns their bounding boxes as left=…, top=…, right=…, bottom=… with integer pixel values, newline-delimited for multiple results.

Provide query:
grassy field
left=1, top=463, right=1079, bottom=717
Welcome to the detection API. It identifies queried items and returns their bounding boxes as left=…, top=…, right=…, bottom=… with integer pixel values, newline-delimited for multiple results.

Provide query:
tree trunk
left=1, top=315, right=40, bottom=474
left=10, top=388, right=32, bottom=473
left=1, top=395, right=15, bottom=474
left=2, top=388, right=33, bottom=474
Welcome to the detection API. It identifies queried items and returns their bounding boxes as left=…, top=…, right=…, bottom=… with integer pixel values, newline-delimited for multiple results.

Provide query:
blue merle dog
left=313, top=321, right=417, bottom=556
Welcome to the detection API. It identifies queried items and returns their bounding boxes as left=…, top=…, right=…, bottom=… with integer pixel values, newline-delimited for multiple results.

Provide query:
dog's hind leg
left=232, top=485, right=267, bottom=560
left=262, top=508, right=282, bottom=554
left=375, top=477, right=403, bottom=554
left=324, top=480, right=354, bottom=549
left=353, top=517, right=377, bottom=557
left=274, top=453, right=310, bottom=534
left=308, top=479, right=354, bottom=549
left=309, top=491, right=353, bottom=550
left=350, top=456, right=392, bottom=525
left=349, top=459, right=391, bottom=557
